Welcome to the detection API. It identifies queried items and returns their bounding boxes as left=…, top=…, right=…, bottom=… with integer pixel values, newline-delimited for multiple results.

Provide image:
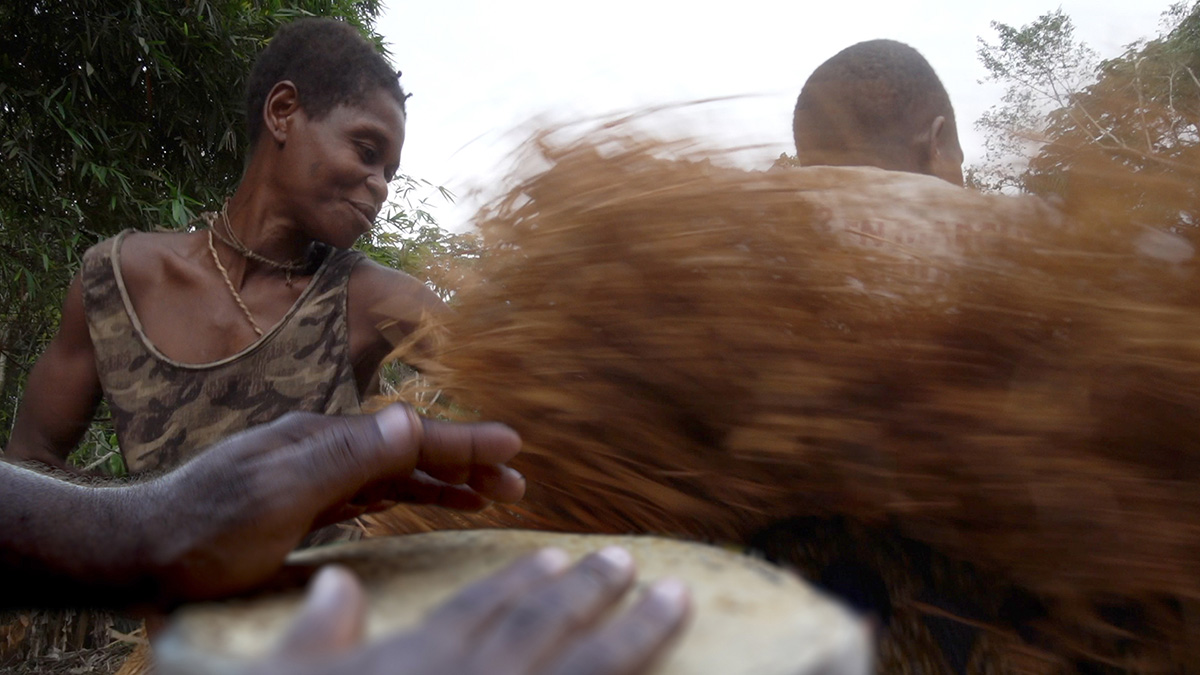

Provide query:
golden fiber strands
left=370, top=124, right=1200, bottom=671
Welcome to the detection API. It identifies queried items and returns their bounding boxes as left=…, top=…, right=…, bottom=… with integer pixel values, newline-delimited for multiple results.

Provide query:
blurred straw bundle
left=368, top=122, right=1200, bottom=671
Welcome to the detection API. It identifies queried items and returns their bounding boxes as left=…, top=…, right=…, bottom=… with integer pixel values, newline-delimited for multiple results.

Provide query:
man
left=2, top=406, right=690, bottom=673
left=786, top=39, right=1058, bottom=283
left=779, top=40, right=1060, bottom=673
left=792, top=39, right=964, bottom=185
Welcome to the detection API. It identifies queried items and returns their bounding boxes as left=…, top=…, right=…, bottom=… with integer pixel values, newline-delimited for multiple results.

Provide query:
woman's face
left=278, top=88, right=406, bottom=248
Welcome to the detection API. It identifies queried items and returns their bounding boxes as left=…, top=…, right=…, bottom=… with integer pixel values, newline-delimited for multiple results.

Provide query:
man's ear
left=907, top=116, right=942, bottom=172
left=911, top=115, right=949, bottom=161
left=263, top=81, right=302, bottom=145
left=932, top=115, right=965, bottom=186
left=929, top=116, right=947, bottom=157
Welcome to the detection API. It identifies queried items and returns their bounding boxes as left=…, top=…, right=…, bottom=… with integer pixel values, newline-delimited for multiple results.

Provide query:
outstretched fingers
left=542, top=578, right=692, bottom=675
left=466, top=547, right=639, bottom=675
left=414, top=416, right=523, bottom=485
left=466, top=463, right=527, bottom=504
left=298, top=406, right=523, bottom=519
left=245, top=550, right=690, bottom=675
left=423, top=549, right=573, bottom=637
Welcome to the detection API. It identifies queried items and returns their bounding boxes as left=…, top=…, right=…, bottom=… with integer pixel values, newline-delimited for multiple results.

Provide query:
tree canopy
left=973, top=3, right=1200, bottom=237
left=972, top=9, right=1099, bottom=193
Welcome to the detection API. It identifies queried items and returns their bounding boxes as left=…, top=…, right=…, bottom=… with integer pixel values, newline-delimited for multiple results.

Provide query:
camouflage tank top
left=81, top=230, right=364, bottom=474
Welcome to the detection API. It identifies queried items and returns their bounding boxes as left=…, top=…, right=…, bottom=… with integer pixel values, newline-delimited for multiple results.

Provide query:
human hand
left=159, top=548, right=691, bottom=675
left=143, top=405, right=524, bottom=602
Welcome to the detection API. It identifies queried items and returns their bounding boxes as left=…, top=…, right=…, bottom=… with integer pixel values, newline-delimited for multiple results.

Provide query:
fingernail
left=596, top=546, right=634, bottom=571
left=533, top=547, right=571, bottom=573
left=503, top=465, right=525, bottom=484
left=648, top=578, right=689, bottom=608
left=375, top=405, right=419, bottom=445
left=309, top=565, right=353, bottom=606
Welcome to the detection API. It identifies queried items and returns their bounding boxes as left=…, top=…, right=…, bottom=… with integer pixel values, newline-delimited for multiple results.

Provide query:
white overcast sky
left=377, top=1, right=1173, bottom=231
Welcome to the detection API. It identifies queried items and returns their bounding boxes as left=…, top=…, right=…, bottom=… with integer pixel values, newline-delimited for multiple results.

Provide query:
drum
left=154, top=530, right=870, bottom=675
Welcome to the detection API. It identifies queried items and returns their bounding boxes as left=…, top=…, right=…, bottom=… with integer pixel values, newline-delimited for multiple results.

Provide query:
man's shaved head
left=793, top=40, right=963, bottom=184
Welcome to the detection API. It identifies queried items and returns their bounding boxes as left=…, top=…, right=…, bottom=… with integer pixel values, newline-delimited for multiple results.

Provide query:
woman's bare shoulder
left=115, top=230, right=203, bottom=285
left=348, top=257, right=447, bottom=319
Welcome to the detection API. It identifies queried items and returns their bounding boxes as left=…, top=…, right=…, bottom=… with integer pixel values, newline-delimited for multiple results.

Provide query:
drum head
left=158, top=530, right=869, bottom=674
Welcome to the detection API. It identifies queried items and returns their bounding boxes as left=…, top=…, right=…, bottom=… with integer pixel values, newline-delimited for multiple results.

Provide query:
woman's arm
left=5, top=273, right=103, bottom=469
left=347, top=260, right=450, bottom=396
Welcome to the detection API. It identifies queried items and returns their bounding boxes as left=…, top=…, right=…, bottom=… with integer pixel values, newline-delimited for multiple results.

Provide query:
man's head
left=244, top=18, right=407, bottom=149
left=792, top=40, right=963, bottom=185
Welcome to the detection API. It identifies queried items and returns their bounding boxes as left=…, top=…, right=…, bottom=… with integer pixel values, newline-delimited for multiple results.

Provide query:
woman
left=6, top=18, right=443, bottom=473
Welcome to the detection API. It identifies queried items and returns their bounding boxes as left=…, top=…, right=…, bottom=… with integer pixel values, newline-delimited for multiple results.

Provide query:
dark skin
left=909, top=114, right=965, bottom=186
left=159, top=556, right=691, bottom=675
left=797, top=112, right=965, bottom=187
left=2, top=406, right=691, bottom=673
left=6, top=81, right=439, bottom=469
left=0, top=405, right=525, bottom=608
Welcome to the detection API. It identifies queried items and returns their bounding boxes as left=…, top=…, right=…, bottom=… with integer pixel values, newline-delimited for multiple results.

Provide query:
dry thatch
left=368, top=123, right=1200, bottom=671
left=0, top=608, right=142, bottom=675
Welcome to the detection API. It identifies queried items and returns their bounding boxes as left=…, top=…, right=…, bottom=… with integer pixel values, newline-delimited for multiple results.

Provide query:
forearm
left=0, top=462, right=159, bottom=608
left=5, top=273, right=105, bottom=468
left=5, top=385, right=96, bottom=470
left=2, top=438, right=75, bottom=471
left=5, top=379, right=99, bottom=469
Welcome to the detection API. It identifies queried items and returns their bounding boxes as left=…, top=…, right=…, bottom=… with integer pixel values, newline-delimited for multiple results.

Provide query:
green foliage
left=355, top=177, right=481, bottom=303
left=771, top=153, right=803, bottom=170
left=355, top=179, right=480, bottom=414
left=973, top=9, right=1099, bottom=192
left=1027, top=2, right=1200, bottom=234
left=67, top=413, right=127, bottom=478
left=0, top=0, right=458, bottom=471
left=973, top=3, right=1200, bottom=237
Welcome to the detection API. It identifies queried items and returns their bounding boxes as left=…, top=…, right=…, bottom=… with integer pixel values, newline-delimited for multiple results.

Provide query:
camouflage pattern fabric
left=81, top=229, right=363, bottom=474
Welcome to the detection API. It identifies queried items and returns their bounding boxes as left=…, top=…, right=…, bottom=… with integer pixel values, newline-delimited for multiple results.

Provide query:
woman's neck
left=222, top=173, right=313, bottom=268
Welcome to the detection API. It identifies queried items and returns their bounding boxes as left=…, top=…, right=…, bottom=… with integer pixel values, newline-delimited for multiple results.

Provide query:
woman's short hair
left=244, top=18, right=406, bottom=146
